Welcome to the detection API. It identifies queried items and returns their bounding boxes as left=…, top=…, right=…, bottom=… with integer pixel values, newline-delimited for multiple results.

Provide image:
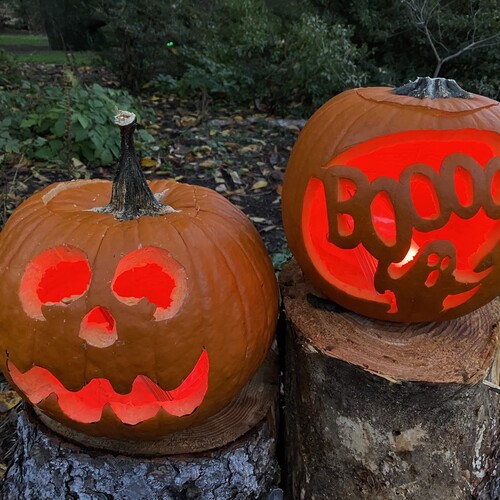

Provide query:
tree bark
left=3, top=354, right=280, bottom=500
left=280, top=259, right=500, bottom=500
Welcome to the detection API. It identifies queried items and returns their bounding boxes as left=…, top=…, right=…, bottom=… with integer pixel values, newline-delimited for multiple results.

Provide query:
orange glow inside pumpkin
left=8, top=350, right=210, bottom=425
left=19, top=246, right=91, bottom=320
left=113, top=263, right=175, bottom=310
left=303, top=129, right=499, bottom=313
left=112, top=246, right=187, bottom=321
left=79, top=306, right=118, bottom=348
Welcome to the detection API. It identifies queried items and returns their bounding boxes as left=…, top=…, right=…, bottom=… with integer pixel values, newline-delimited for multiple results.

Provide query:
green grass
left=0, top=34, right=49, bottom=46
left=12, top=51, right=97, bottom=65
left=0, top=33, right=99, bottom=66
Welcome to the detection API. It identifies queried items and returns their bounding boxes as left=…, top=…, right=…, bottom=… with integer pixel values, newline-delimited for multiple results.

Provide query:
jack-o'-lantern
left=0, top=111, right=278, bottom=440
left=282, top=77, right=499, bottom=322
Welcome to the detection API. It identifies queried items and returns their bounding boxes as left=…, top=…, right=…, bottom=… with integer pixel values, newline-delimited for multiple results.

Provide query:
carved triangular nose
left=79, top=306, right=117, bottom=348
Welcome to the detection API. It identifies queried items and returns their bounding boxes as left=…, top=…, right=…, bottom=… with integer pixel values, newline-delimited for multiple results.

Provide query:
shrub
left=0, top=75, right=153, bottom=166
left=93, top=0, right=216, bottom=93
left=0, top=49, right=19, bottom=87
left=175, top=0, right=366, bottom=109
left=283, top=13, right=366, bottom=105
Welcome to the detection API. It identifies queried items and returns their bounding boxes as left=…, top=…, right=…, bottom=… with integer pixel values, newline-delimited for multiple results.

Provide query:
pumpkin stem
left=98, top=110, right=175, bottom=220
left=393, top=77, right=470, bottom=99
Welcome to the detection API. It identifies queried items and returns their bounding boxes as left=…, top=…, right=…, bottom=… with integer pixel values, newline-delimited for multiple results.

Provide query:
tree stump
left=3, top=354, right=280, bottom=500
left=280, top=259, right=500, bottom=500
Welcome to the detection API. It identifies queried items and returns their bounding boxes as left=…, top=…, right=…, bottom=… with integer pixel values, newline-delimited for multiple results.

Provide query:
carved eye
left=111, top=247, right=187, bottom=321
left=19, top=246, right=91, bottom=320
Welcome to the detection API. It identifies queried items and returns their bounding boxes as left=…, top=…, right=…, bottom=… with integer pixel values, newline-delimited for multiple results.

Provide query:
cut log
left=280, top=259, right=500, bottom=500
left=2, top=353, right=280, bottom=500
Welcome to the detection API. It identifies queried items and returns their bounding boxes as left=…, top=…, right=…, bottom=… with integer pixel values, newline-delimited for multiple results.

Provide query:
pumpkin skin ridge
left=128, top=181, right=274, bottom=402
left=282, top=86, right=500, bottom=322
left=190, top=204, right=276, bottom=390
left=141, top=215, right=211, bottom=397
left=185, top=214, right=250, bottom=391
left=188, top=182, right=277, bottom=390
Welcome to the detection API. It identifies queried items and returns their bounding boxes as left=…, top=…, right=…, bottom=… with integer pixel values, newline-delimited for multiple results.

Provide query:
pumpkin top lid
left=357, top=77, right=498, bottom=114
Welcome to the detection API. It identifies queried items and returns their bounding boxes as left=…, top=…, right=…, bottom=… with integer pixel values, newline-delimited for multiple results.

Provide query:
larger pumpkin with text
left=282, top=78, right=499, bottom=322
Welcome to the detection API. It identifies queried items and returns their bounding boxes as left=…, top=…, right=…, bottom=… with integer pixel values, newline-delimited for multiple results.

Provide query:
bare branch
left=402, top=0, right=500, bottom=77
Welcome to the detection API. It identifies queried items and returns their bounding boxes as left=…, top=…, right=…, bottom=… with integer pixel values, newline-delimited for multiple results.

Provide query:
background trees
left=1, top=0, right=499, bottom=107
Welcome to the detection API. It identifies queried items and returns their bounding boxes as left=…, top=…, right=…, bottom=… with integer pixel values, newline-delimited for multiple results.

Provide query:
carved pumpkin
left=0, top=111, right=278, bottom=440
left=282, top=77, right=500, bottom=322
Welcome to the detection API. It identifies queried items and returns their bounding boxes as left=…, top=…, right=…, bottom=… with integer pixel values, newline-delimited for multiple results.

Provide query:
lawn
left=0, top=33, right=49, bottom=46
left=0, top=33, right=97, bottom=65
left=11, top=51, right=97, bottom=64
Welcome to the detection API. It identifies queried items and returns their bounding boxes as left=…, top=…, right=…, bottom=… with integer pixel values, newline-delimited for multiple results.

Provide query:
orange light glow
left=79, top=306, right=118, bottom=348
left=112, top=247, right=187, bottom=321
left=8, top=350, right=209, bottom=425
left=19, top=246, right=91, bottom=320
left=303, top=129, right=499, bottom=313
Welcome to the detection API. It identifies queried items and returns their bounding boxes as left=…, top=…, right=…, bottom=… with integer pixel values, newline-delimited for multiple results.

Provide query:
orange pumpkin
left=0, top=111, right=278, bottom=439
left=282, top=77, right=500, bottom=322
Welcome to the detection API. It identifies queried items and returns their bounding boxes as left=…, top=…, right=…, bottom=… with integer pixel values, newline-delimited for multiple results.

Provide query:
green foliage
left=173, top=0, right=366, bottom=108
left=0, top=77, right=153, bottom=165
left=6, top=0, right=497, bottom=109
left=283, top=13, right=366, bottom=104
left=0, top=48, right=19, bottom=86
left=310, top=0, right=500, bottom=97
left=92, top=0, right=217, bottom=93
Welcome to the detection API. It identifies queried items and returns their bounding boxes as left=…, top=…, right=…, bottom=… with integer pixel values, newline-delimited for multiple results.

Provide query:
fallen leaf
left=32, top=170, right=50, bottom=183
left=250, top=216, right=268, bottom=223
left=200, top=159, right=216, bottom=168
left=252, top=180, right=268, bottom=190
left=72, top=157, right=85, bottom=168
left=140, top=157, right=158, bottom=168
left=180, top=115, right=199, bottom=127
left=229, top=171, right=242, bottom=185
left=215, top=183, right=228, bottom=193
left=239, top=144, right=261, bottom=154
left=0, top=390, right=22, bottom=413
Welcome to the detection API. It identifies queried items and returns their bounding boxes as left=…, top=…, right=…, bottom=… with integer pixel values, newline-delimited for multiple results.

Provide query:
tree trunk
left=3, top=354, right=280, bottom=500
left=280, top=259, right=500, bottom=500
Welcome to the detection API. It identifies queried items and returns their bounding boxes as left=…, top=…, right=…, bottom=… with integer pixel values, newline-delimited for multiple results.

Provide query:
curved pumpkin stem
left=99, top=110, right=175, bottom=220
left=394, top=77, right=470, bottom=99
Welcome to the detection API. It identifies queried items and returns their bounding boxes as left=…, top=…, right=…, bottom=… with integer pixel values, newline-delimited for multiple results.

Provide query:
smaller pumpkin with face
left=0, top=111, right=278, bottom=440
left=282, top=77, right=500, bottom=322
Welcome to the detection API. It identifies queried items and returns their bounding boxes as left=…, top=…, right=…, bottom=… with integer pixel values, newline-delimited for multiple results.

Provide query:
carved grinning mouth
left=8, top=350, right=209, bottom=425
